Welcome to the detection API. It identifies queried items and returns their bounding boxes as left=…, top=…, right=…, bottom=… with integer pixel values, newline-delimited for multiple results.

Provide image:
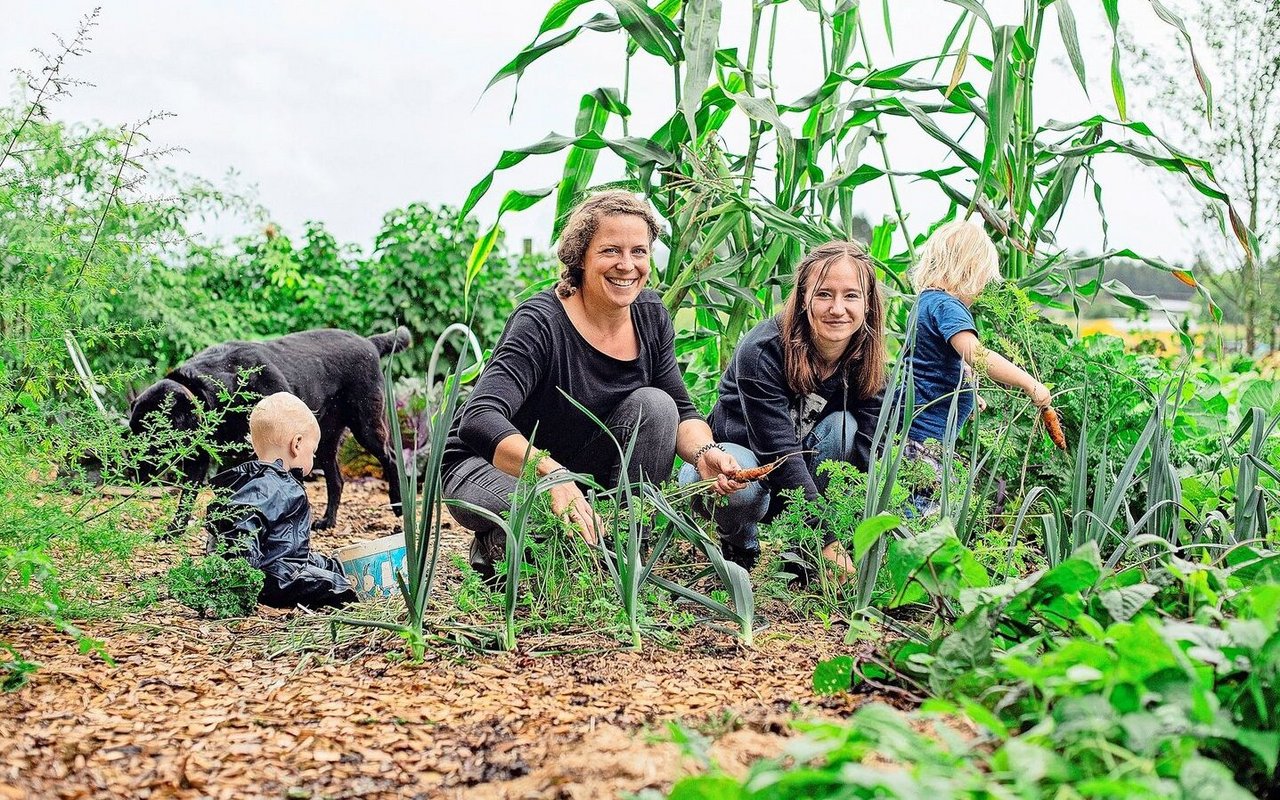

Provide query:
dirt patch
left=2, top=477, right=885, bottom=799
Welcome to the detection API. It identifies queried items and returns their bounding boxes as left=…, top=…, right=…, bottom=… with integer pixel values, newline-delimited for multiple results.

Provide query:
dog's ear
left=171, top=366, right=238, bottom=406
left=129, top=379, right=201, bottom=432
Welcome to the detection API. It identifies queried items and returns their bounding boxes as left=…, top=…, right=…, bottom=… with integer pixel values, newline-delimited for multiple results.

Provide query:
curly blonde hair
left=909, top=220, right=1002, bottom=302
left=555, top=190, right=662, bottom=298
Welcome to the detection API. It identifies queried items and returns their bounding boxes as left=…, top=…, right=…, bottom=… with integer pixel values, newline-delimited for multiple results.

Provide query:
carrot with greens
left=726, top=451, right=812, bottom=483
left=1042, top=407, right=1067, bottom=451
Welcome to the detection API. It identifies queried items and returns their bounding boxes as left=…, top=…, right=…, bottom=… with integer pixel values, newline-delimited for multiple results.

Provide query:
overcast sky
left=2, top=2, right=1212, bottom=264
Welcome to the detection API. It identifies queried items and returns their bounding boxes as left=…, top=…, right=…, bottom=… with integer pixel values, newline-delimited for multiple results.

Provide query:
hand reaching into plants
left=697, top=447, right=747, bottom=496
left=548, top=481, right=605, bottom=545
left=821, top=540, right=857, bottom=580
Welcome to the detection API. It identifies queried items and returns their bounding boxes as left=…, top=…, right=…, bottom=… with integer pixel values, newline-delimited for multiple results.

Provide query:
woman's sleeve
left=735, top=352, right=821, bottom=502
left=650, top=307, right=702, bottom=423
left=457, top=306, right=551, bottom=460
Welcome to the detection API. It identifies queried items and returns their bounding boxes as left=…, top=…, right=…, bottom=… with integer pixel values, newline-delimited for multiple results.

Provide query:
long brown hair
left=778, top=241, right=886, bottom=398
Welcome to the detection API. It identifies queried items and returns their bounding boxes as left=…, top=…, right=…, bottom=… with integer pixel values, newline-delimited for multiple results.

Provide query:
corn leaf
left=461, top=130, right=673, bottom=220
left=933, top=9, right=969, bottom=80
left=1145, top=0, right=1213, bottom=120
left=539, top=0, right=595, bottom=35
left=899, top=99, right=982, bottom=172
left=680, top=0, right=722, bottom=139
left=881, top=0, right=895, bottom=54
left=947, top=17, right=976, bottom=97
left=942, top=0, right=993, bottom=32
left=607, top=0, right=684, bottom=65
left=554, top=89, right=632, bottom=241
left=1100, top=0, right=1126, bottom=120
left=464, top=186, right=555, bottom=310
left=1053, top=0, right=1088, bottom=96
left=487, top=13, right=621, bottom=94
left=978, top=25, right=1017, bottom=204
left=729, top=92, right=795, bottom=178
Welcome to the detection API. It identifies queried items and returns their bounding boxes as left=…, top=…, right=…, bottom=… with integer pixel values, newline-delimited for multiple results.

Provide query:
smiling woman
left=681, top=241, right=888, bottom=577
left=440, top=190, right=745, bottom=581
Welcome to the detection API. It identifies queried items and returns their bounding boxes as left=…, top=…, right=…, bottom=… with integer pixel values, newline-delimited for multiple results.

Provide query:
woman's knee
left=810, top=411, right=858, bottom=461
left=442, top=458, right=516, bottom=533
left=716, top=444, right=770, bottom=518
left=618, top=387, right=679, bottom=431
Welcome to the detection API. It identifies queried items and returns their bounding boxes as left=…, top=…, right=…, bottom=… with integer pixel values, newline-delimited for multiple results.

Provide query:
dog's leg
left=312, top=433, right=344, bottom=530
left=349, top=414, right=402, bottom=518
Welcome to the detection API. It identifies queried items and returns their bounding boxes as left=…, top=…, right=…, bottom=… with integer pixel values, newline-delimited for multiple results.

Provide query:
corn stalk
left=461, top=0, right=1255, bottom=362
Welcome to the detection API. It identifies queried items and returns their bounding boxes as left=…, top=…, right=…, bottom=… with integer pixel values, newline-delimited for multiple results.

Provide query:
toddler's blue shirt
left=907, top=289, right=978, bottom=443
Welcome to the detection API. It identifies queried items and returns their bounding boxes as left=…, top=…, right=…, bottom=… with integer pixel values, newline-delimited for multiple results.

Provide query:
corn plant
left=462, top=0, right=1255, bottom=368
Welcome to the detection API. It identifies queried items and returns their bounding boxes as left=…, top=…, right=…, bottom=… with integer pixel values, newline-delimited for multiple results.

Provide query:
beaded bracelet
left=690, top=442, right=725, bottom=466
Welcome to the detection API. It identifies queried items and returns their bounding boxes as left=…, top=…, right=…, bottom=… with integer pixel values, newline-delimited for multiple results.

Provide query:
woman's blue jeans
left=677, top=411, right=859, bottom=566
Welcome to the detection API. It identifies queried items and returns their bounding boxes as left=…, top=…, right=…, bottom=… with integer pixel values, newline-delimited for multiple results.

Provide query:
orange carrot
left=1042, top=407, right=1067, bottom=451
left=727, top=463, right=779, bottom=482
left=726, top=451, right=811, bottom=482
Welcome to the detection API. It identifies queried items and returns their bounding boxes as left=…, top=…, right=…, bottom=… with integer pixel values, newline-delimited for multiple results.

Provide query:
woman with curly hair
left=441, top=190, right=744, bottom=580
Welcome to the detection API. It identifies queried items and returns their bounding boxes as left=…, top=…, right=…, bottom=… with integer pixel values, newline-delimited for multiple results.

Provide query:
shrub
left=166, top=555, right=263, bottom=619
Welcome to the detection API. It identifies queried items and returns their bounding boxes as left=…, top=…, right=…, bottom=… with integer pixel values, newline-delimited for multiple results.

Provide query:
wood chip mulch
left=2, top=478, right=887, bottom=800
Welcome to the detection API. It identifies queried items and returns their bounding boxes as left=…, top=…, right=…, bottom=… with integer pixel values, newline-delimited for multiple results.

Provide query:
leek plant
left=646, top=485, right=757, bottom=647
left=1226, top=408, right=1280, bottom=544
left=334, top=326, right=476, bottom=660
left=445, top=451, right=584, bottom=652
left=563, top=392, right=757, bottom=647
left=1029, top=377, right=1185, bottom=569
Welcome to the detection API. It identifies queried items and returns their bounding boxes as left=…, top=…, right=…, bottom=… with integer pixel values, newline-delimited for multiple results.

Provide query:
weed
left=166, top=555, right=263, bottom=619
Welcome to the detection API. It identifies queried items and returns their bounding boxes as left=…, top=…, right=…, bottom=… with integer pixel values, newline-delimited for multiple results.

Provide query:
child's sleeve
left=933, top=294, right=978, bottom=342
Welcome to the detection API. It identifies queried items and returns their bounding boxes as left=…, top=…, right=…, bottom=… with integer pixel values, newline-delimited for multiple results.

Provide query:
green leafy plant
left=464, top=0, right=1254, bottom=376
left=165, top=555, right=264, bottom=619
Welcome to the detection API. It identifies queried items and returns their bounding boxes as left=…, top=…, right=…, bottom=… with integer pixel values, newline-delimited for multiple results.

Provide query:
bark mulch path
left=2, top=478, right=884, bottom=800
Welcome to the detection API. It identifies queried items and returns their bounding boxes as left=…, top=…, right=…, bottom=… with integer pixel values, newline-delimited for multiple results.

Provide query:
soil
left=1, top=477, right=890, bottom=800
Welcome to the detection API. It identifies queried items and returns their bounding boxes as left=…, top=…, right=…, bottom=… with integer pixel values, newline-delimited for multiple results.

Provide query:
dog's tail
left=369, top=326, right=412, bottom=358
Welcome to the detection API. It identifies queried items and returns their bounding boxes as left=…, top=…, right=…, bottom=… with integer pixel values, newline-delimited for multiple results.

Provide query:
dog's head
left=127, top=378, right=202, bottom=482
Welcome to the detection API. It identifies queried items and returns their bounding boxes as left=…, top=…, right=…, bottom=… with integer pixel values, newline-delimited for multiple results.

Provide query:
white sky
left=1, top=2, right=1215, bottom=264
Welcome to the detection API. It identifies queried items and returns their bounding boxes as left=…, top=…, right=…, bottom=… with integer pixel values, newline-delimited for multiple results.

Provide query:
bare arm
left=949, top=330, right=1050, bottom=407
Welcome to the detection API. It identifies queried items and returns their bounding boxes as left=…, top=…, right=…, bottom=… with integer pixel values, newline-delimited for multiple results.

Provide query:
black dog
left=129, top=327, right=410, bottom=537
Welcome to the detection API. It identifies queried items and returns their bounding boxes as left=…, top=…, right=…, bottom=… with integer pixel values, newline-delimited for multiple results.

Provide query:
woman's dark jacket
left=709, top=317, right=884, bottom=505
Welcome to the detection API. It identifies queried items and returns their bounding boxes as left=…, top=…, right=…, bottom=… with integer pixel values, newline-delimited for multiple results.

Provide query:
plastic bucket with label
left=334, top=532, right=407, bottom=601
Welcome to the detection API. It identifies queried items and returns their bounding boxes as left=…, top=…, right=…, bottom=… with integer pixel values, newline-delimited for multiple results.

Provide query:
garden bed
left=1, top=478, right=879, bottom=800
